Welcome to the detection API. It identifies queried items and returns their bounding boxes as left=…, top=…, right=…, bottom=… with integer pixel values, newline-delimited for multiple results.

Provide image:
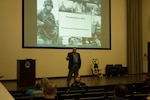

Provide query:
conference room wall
left=0, top=0, right=127, bottom=80
left=142, top=0, right=150, bottom=73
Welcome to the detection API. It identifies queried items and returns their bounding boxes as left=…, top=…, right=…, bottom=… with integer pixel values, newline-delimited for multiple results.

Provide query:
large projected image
left=23, top=0, right=111, bottom=49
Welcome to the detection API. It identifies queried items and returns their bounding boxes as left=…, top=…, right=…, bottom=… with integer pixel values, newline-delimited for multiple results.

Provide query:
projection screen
left=23, top=0, right=111, bottom=49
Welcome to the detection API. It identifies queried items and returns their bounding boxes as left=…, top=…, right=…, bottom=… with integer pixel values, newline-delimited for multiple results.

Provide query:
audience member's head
left=144, top=73, right=150, bottom=82
left=43, top=81, right=57, bottom=99
left=75, top=76, right=81, bottom=82
left=40, top=78, right=49, bottom=90
left=34, top=82, right=41, bottom=89
left=146, top=83, right=150, bottom=100
left=71, top=76, right=86, bottom=88
left=72, top=76, right=81, bottom=86
left=113, top=83, right=128, bottom=98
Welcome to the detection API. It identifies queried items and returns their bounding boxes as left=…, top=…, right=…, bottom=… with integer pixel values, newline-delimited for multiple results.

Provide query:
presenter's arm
left=66, top=56, right=69, bottom=60
left=79, top=53, right=81, bottom=67
left=66, top=53, right=70, bottom=60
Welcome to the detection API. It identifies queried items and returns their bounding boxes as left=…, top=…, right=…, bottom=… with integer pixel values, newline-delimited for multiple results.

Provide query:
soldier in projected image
left=37, top=0, right=58, bottom=45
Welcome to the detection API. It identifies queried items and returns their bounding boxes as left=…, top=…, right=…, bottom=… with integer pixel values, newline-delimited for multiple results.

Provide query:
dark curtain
left=127, top=0, right=143, bottom=74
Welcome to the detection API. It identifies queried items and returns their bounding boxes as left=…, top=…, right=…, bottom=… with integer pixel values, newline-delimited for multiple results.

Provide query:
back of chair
left=106, top=64, right=114, bottom=71
left=30, top=92, right=44, bottom=100
left=32, top=97, right=43, bottom=100
left=115, top=64, right=122, bottom=69
left=114, top=64, right=123, bottom=76
left=59, top=93, right=82, bottom=100
left=79, top=96, right=106, bottom=100
left=105, top=64, right=114, bottom=76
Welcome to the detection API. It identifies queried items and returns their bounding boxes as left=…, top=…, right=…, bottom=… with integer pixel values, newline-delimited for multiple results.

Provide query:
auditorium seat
left=84, top=91, right=106, bottom=98
left=79, top=96, right=106, bottom=100
left=31, top=97, right=43, bottom=100
left=87, top=88, right=105, bottom=92
left=57, top=87, right=68, bottom=92
left=9, top=90, right=30, bottom=100
left=59, top=92, right=82, bottom=100
left=132, top=82, right=145, bottom=94
left=132, top=93, right=149, bottom=100
left=105, top=91, right=114, bottom=100
left=30, top=92, right=43, bottom=100
left=14, top=96, right=30, bottom=100
left=9, top=90, right=27, bottom=97
left=105, top=64, right=117, bottom=77
left=67, top=89, right=86, bottom=94
left=114, top=64, right=122, bottom=76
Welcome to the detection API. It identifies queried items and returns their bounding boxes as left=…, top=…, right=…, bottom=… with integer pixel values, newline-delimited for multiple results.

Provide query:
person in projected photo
left=91, top=21, right=101, bottom=47
left=91, top=0, right=101, bottom=16
left=37, top=0, right=58, bottom=45
left=66, top=47, right=81, bottom=87
left=72, top=0, right=84, bottom=14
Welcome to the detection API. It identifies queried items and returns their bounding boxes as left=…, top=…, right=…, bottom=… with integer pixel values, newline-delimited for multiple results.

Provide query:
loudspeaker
left=148, top=42, right=150, bottom=73
left=17, top=59, right=35, bottom=87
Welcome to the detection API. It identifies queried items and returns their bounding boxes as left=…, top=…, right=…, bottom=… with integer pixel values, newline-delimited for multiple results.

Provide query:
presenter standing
left=66, top=47, right=81, bottom=86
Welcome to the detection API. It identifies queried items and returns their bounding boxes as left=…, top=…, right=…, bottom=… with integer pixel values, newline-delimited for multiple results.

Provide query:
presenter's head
left=72, top=47, right=77, bottom=53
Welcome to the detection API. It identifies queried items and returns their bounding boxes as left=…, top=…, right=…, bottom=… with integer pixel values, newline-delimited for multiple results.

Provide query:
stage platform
left=0, top=74, right=145, bottom=92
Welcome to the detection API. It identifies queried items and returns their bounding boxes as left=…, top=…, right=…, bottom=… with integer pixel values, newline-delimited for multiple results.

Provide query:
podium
left=17, top=59, right=35, bottom=87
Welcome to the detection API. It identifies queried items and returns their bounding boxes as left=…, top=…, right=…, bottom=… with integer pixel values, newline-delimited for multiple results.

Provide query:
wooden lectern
left=17, top=59, right=35, bottom=87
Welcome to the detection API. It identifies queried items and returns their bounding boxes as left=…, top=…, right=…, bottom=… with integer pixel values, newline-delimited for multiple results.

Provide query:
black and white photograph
left=23, top=0, right=110, bottom=49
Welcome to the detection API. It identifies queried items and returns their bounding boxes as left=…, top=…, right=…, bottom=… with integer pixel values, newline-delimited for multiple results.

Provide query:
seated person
left=31, top=81, right=57, bottom=100
left=43, top=81, right=57, bottom=100
left=25, top=82, right=42, bottom=95
left=144, top=73, right=150, bottom=85
left=26, top=78, right=49, bottom=95
left=112, top=83, right=128, bottom=100
left=69, top=76, right=87, bottom=90
left=142, top=73, right=150, bottom=93
left=145, top=83, right=150, bottom=100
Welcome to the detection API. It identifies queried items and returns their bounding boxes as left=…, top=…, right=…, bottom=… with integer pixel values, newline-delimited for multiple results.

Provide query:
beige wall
left=142, top=0, right=150, bottom=72
left=0, top=0, right=127, bottom=80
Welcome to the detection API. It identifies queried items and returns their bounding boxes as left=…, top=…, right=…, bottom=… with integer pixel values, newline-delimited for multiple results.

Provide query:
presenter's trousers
left=67, top=64, right=79, bottom=86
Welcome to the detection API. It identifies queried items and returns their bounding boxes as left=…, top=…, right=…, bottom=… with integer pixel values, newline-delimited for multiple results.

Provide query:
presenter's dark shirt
left=67, top=52, right=81, bottom=69
left=73, top=53, right=79, bottom=64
